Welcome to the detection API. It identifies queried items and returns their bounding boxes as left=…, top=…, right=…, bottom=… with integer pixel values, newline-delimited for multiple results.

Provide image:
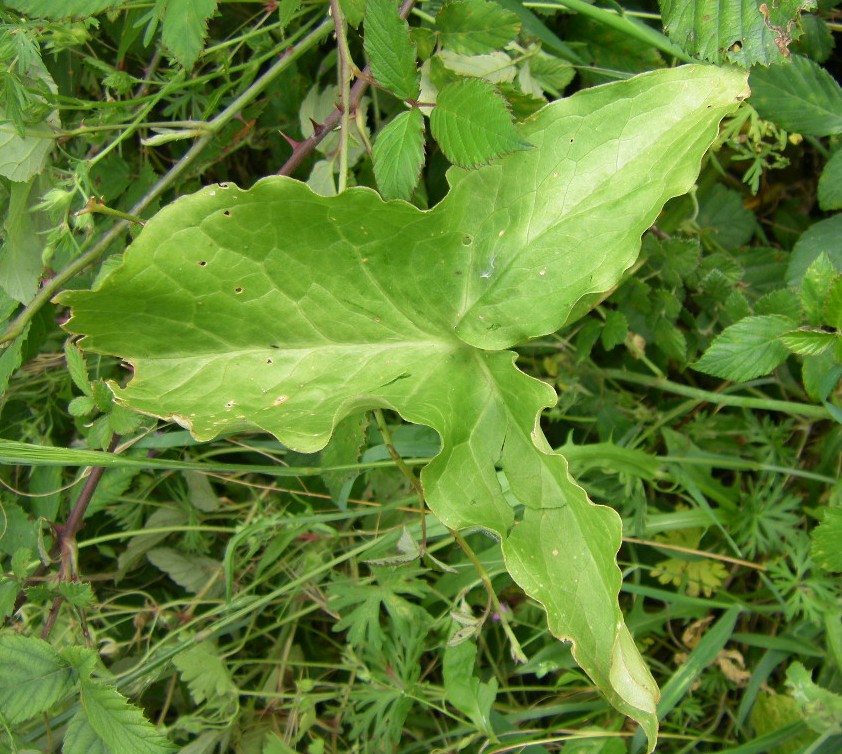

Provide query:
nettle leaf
left=161, top=0, right=219, bottom=70
left=694, top=314, right=796, bottom=381
left=750, top=53, right=842, bottom=137
left=430, top=78, right=529, bottom=168
left=59, top=65, right=749, bottom=749
left=436, top=0, right=521, bottom=55
left=364, top=0, right=419, bottom=100
left=372, top=108, right=426, bottom=201
left=660, top=0, right=815, bottom=67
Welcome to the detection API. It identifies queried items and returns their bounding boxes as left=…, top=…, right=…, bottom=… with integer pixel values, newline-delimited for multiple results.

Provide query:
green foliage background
left=0, top=1, right=841, bottom=753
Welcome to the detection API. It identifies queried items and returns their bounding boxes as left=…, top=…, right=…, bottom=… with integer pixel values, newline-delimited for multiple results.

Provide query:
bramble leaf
left=778, top=328, right=837, bottom=356
left=161, top=0, right=219, bottom=70
left=0, top=634, right=74, bottom=725
left=694, top=314, right=796, bottom=381
left=660, top=0, right=815, bottom=67
left=750, top=53, right=842, bottom=137
left=364, top=0, right=419, bottom=100
left=436, top=0, right=521, bottom=55
left=430, top=78, right=529, bottom=167
left=372, top=108, right=426, bottom=200
left=59, top=65, right=749, bottom=750
left=73, top=677, right=175, bottom=754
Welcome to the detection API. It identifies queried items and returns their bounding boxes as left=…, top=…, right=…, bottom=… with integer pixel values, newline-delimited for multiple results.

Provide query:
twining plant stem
left=603, top=369, right=832, bottom=419
left=0, top=16, right=333, bottom=348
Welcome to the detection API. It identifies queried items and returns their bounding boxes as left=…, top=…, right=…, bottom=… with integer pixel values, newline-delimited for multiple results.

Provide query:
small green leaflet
left=750, top=54, right=842, bottom=137
left=436, top=0, right=521, bottom=55
left=694, top=314, right=796, bottom=381
left=823, top=276, right=842, bottom=330
left=786, top=215, right=842, bottom=287
left=0, top=634, right=74, bottom=725
left=660, top=0, right=815, bottom=67
left=161, top=0, right=219, bottom=69
left=364, top=0, right=419, bottom=100
left=430, top=78, right=529, bottom=168
left=173, top=642, right=238, bottom=707
left=372, top=108, right=426, bottom=200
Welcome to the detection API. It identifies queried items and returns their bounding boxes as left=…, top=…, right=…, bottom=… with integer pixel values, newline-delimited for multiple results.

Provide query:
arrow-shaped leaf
left=58, top=64, right=748, bottom=751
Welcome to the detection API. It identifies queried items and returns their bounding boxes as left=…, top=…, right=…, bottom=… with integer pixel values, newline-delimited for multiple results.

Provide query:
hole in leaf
left=223, top=210, right=232, bottom=217
left=234, top=287, right=244, bottom=294
left=266, top=358, right=273, bottom=364
left=270, top=344, right=280, bottom=349
left=461, top=235, right=472, bottom=246
left=219, top=182, right=229, bottom=189
left=197, top=260, right=207, bottom=266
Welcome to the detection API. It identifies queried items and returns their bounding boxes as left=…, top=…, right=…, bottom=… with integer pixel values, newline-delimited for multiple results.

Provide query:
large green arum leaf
left=58, top=65, right=748, bottom=750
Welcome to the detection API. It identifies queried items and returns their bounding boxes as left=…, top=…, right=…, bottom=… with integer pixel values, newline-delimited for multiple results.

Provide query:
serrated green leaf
left=172, top=642, right=238, bottom=707
left=786, top=662, right=842, bottom=735
left=755, top=288, right=801, bottom=320
left=372, top=109, right=426, bottom=201
left=0, top=634, right=74, bottom=725
left=694, top=315, right=796, bottom=381
left=436, top=0, right=521, bottom=55
left=823, top=276, right=842, bottom=330
left=436, top=50, right=517, bottom=84
left=339, top=0, right=365, bottom=28
left=430, top=78, right=529, bottom=168
left=787, top=215, right=842, bottom=288
left=77, top=677, right=175, bottom=753
left=818, top=149, right=842, bottom=211
left=278, top=0, right=301, bottom=29
left=750, top=53, right=842, bottom=137
left=64, top=708, right=111, bottom=754
left=64, top=339, right=92, bottom=395
left=801, top=253, right=836, bottom=325
left=161, top=0, right=219, bottom=69
left=697, top=184, right=756, bottom=249
left=0, top=179, right=47, bottom=303
left=59, top=65, right=750, bottom=748
left=601, top=310, right=628, bottom=350
left=802, top=351, right=842, bottom=402
left=364, top=0, right=419, bottom=100
left=660, top=0, right=815, bottom=66
left=778, top=328, right=837, bottom=356
left=68, top=395, right=97, bottom=416
left=811, top=507, right=842, bottom=572
left=2, top=0, right=121, bottom=18
left=146, top=547, right=223, bottom=596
